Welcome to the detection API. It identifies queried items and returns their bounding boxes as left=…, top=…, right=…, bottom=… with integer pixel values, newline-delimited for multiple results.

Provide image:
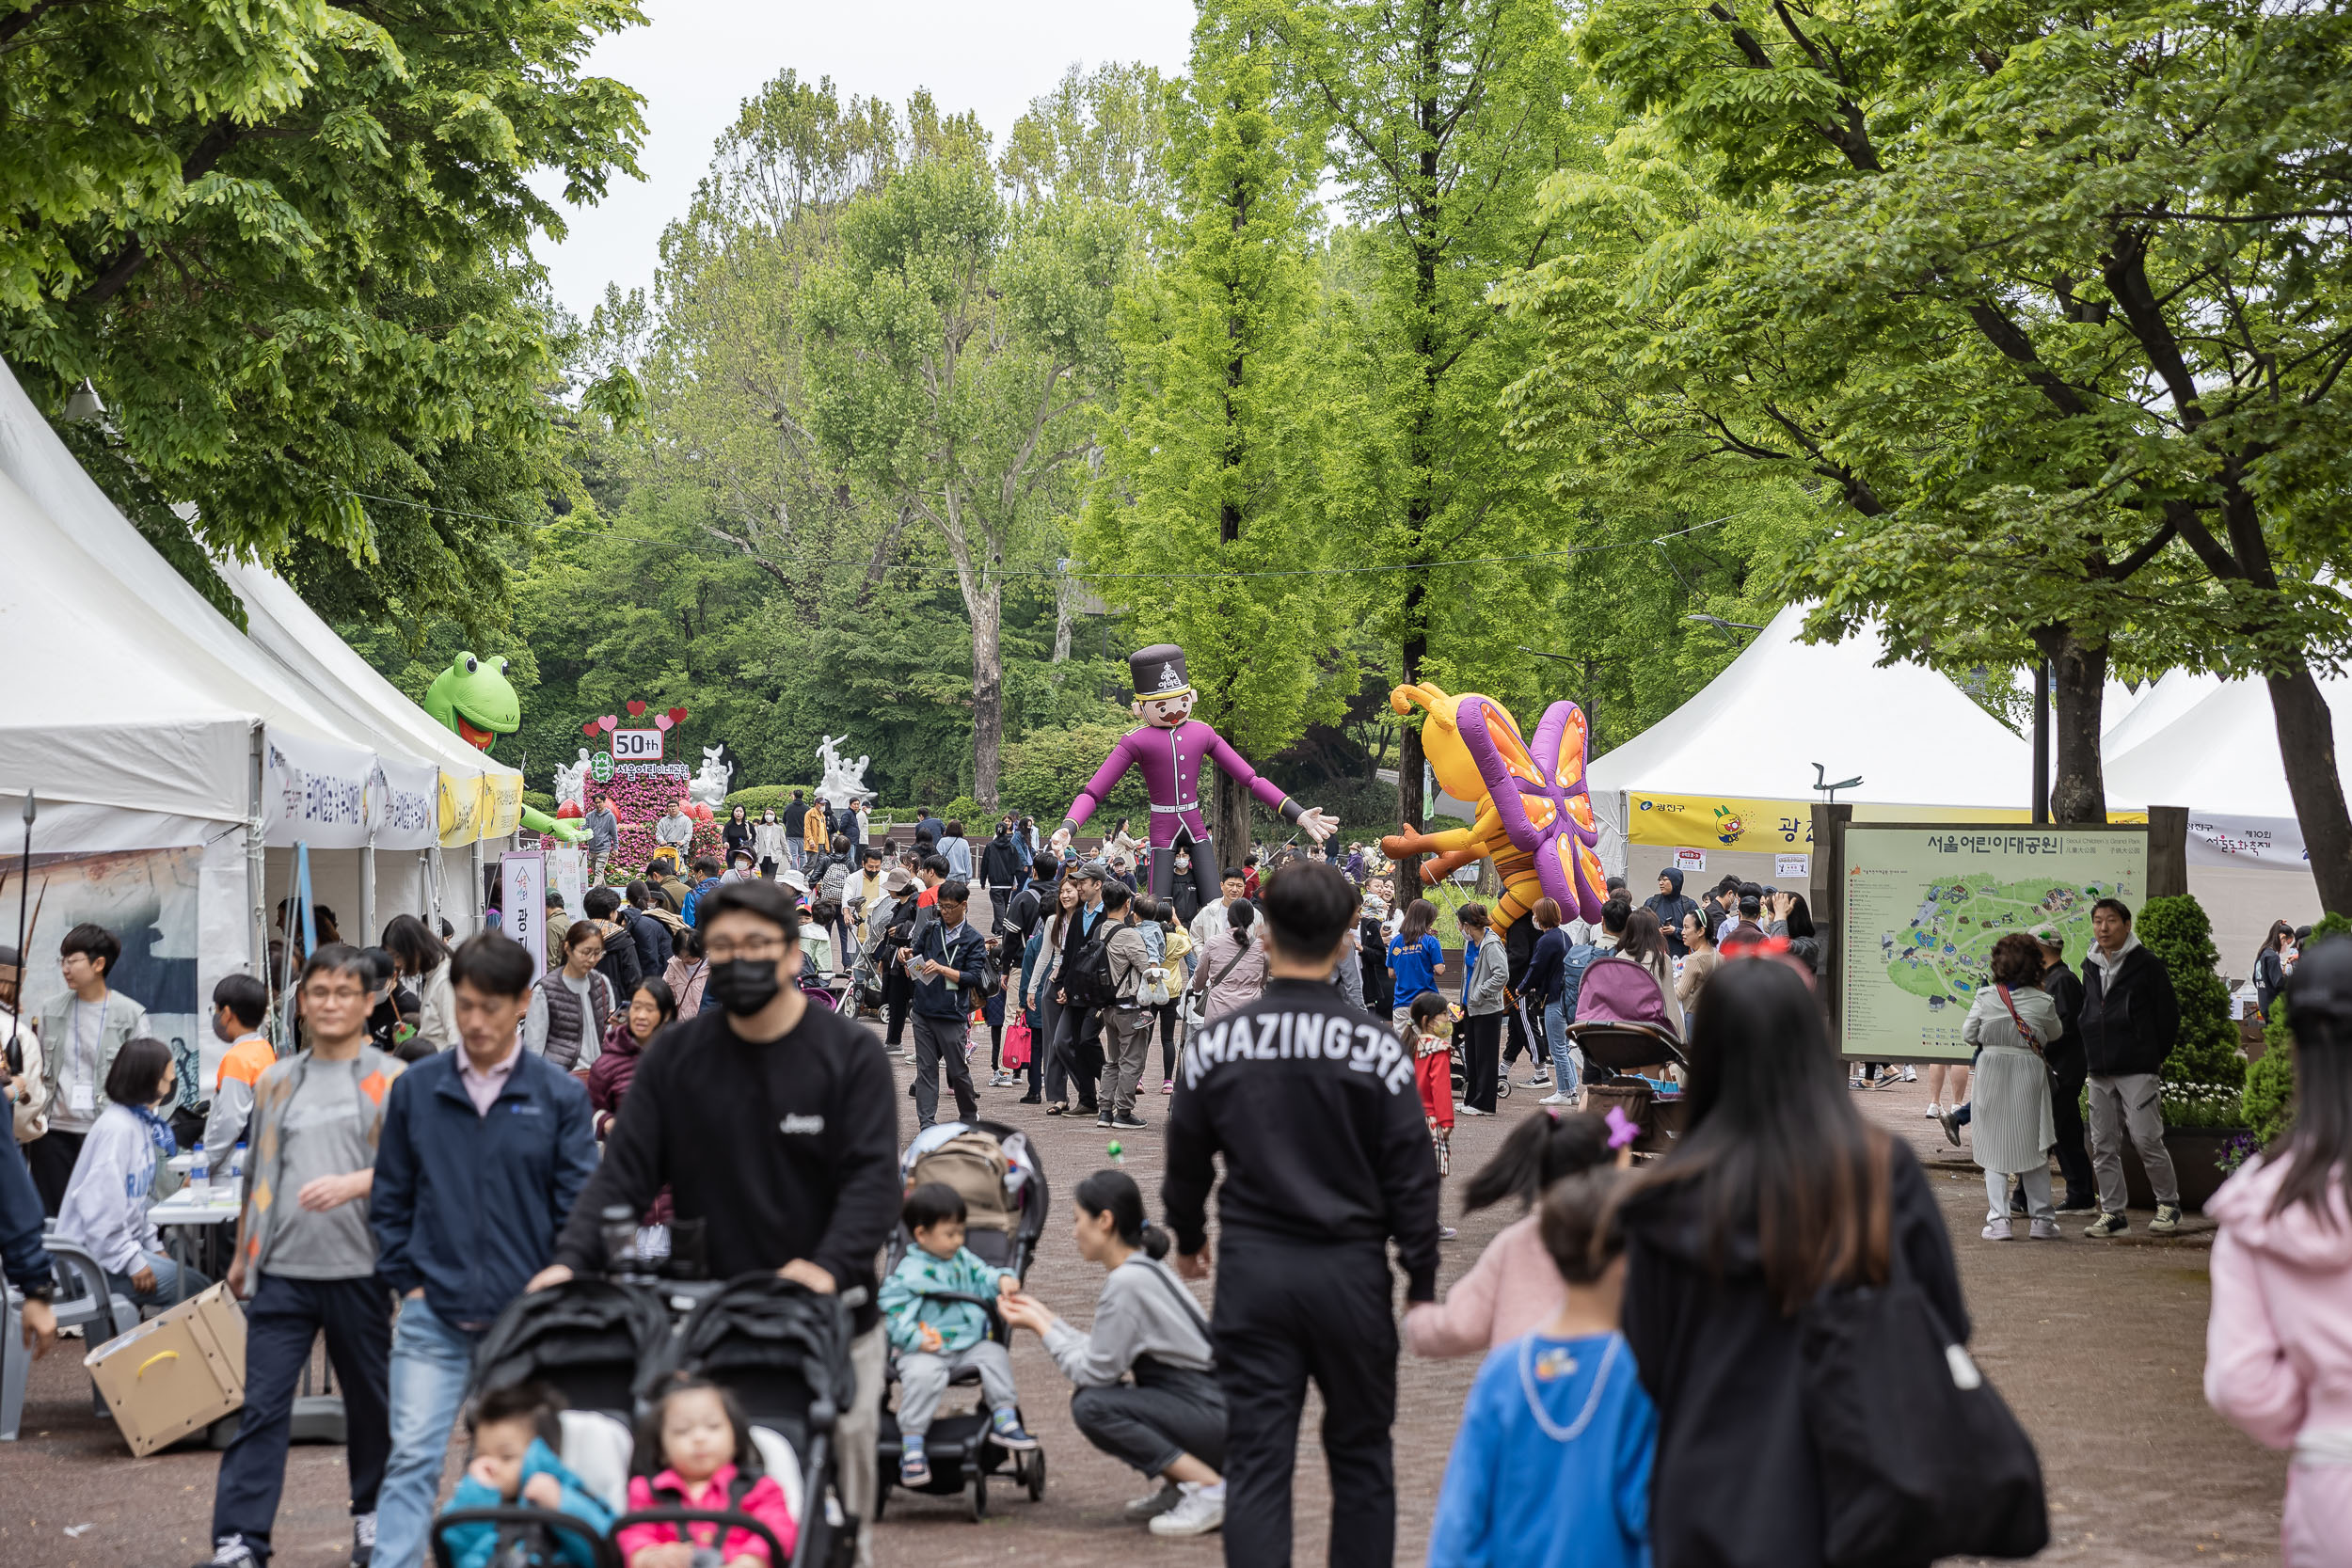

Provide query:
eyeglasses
left=704, top=936, right=792, bottom=962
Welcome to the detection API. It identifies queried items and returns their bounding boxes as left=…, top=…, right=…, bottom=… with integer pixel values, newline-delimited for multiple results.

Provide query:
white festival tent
left=0, top=355, right=519, bottom=1031
left=1586, top=603, right=2036, bottom=879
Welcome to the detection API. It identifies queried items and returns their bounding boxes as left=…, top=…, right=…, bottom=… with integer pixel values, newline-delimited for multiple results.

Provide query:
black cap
left=2285, top=933, right=2352, bottom=1030
left=1129, top=643, right=1190, bottom=701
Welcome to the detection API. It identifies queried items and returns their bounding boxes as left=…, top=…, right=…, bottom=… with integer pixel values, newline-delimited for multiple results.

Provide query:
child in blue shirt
left=879, top=1181, right=1038, bottom=1484
left=438, top=1383, right=613, bottom=1568
left=1428, top=1167, right=1656, bottom=1568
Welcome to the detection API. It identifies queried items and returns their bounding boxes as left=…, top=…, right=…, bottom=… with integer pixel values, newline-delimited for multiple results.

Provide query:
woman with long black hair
left=1616, top=906, right=1684, bottom=1037
left=1000, top=1169, right=1226, bottom=1537
left=1617, top=958, right=1968, bottom=1568
left=2207, top=935, right=2352, bottom=1560
left=2253, top=920, right=2296, bottom=1022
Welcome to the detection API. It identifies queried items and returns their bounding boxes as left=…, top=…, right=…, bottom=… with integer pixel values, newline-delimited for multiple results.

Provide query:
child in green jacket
left=879, top=1182, right=1038, bottom=1483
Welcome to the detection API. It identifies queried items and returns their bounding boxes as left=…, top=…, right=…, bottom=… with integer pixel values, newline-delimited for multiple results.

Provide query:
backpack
left=1558, top=942, right=1601, bottom=1017
left=910, top=1129, right=1015, bottom=1232
left=1062, top=915, right=1118, bottom=1009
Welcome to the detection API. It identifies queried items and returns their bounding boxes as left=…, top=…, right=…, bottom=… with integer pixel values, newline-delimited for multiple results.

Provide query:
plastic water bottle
left=230, top=1142, right=246, bottom=1182
left=189, top=1146, right=210, bottom=1200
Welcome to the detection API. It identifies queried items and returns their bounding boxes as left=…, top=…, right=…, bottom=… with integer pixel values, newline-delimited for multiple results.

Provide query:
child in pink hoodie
left=2203, top=940, right=2352, bottom=1567
left=1406, top=1108, right=1614, bottom=1357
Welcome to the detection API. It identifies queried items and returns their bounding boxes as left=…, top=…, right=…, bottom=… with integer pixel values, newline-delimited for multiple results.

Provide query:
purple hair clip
left=1604, top=1105, right=1640, bottom=1150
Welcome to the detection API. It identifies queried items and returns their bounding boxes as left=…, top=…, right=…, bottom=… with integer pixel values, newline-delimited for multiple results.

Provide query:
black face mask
left=707, top=958, right=782, bottom=1017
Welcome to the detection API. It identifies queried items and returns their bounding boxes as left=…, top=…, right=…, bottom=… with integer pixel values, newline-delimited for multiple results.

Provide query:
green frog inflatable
left=421, top=651, right=586, bottom=843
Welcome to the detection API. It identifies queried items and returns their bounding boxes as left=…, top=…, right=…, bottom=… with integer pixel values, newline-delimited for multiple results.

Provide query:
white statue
left=551, top=748, right=591, bottom=813
left=815, top=733, right=876, bottom=809
left=688, top=744, right=733, bottom=811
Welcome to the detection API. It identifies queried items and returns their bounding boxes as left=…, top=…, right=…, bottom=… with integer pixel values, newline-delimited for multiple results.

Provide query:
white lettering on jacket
left=780, top=1114, right=825, bottom=1134
left=1181, top=1010, right=1415, bottom=1093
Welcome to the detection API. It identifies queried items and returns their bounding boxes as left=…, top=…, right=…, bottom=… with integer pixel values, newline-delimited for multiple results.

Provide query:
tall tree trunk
left=2033, top=624, right=2108, bottom=824
left=2269, top=666, right=2352, bottom=911
left=1395, top=623, right=1429, bottom=898
left=1214, top=768, right=1251, bottom=874
left=971, top=580, right=1004, bottom=810
left=1050, top=572, right=1073, bottom=678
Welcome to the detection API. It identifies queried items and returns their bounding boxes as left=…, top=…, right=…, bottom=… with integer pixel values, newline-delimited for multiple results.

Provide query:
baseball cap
left=2027, top=924, right=2062, bottom=950
left=1074, top=859, right=1108, bottom=881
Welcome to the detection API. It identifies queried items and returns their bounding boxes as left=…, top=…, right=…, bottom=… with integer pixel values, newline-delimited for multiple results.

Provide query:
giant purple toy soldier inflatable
left=1053, top=643, right=1337, bottom=907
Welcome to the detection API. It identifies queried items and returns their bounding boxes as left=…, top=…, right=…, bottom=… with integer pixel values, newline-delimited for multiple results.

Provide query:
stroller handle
left=609, top=1506, right=791, bottom=1568
left=430, top=1506, right=622, bottom=1568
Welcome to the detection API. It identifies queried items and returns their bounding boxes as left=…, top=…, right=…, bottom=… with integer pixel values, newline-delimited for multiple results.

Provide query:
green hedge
left=2246, top=910, right=2352, bottom=1145
left=724, top=784, right=822, bottom=817
left=2138, top=895, right=2246, bottom=1129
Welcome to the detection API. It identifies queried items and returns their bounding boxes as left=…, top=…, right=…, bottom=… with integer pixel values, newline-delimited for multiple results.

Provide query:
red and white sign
left=611, top=729, right=664, bottom=762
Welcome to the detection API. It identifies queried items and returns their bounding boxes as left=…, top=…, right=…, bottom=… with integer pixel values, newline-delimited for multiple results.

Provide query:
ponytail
left=1461, top=1108, right=1611, bottom=1214
left=1073, top=1168, right=1169, bottom=1259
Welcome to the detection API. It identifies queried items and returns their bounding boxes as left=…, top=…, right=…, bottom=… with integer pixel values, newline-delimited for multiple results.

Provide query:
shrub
left=999, top=723, right=1152, bottom=823
left=2137, top=895, right=2246, bottom=1128
left=724, top=784, right=821, bottom=819
left=522, top=788, right=557, bottom=816
left=2246, top=910, right=2352, bottom=1146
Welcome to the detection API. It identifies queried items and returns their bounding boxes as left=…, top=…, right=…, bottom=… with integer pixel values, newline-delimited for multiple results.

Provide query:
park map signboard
left=1838, top=824, right=2148, bottom=1062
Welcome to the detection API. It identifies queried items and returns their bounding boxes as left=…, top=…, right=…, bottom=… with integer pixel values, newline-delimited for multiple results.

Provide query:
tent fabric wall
left=1588, top=604, right=2034, bottom=812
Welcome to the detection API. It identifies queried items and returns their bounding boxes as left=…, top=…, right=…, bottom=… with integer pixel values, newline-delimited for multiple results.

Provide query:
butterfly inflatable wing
left=1456, top=696, right=1608, bottom=924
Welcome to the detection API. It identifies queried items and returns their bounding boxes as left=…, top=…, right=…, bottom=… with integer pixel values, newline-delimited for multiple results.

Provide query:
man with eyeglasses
left=531, top=879, right=899, bottom=1556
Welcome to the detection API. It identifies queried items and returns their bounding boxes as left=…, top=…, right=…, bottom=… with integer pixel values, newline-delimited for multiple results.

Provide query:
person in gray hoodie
left=1000, top=1168, right=1225, bottom=1539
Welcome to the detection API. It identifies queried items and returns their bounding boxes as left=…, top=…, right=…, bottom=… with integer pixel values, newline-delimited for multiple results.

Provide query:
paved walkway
left=0, top=1026, right=2288, bottom=1566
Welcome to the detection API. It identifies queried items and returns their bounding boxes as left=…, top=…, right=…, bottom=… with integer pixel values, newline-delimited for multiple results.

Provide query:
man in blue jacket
left=368, top=934, right=598, bottom=1568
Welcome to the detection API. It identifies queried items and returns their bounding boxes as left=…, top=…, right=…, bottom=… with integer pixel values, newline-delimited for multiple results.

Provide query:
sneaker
left=1017, top=1094, right=1042, bottom=1105
left=900, top=1441, right=932, bottom=1486
left=1460, top=1105, right=1489, bottom=1117
left=2055, top=1193, right=2098, bottom=1215
left=1124, top=1484, right=1183, bottom=1521
left=1096, top=1113, right=1115, bottom=1128
left=1438, top=1225, right=1458, bottom=1240
left=1161, top=1079, right=1174, bottom=1094
left=352, top=1512, right=376, bottom=1567
left=1529, top=1069, right=1552, bottom=1087
left=1113, top=1112, right=1148, bottom=1130
left=200, top=1539, right=259, bottom=1568
left=2149, top=1203, right=2183, bottom=1235
left=990, top=1409, right=1041, bottom=1451
left=2029, top=1219, right=2062, bottom=1240
left=1923, top=1101, right=1942, bottom=1118
left=1937, top=1107, right=1964, bottom=1147
left=1980, top=1218, right=2013, bottom=1241
left=1538, top=1091, right=1572, bottom=1106
left=2085, top=1211, right=2129, bottom=1238
left=1902, top=1065, right=1918, bottom=1083
left=1149, top=1483, right=1226, bottom=1538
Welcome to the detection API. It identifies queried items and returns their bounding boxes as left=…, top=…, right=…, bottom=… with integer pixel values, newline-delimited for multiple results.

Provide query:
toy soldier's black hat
left=1130, top=643, right=1192, bottom=701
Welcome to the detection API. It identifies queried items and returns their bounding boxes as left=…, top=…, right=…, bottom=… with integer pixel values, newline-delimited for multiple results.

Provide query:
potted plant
left=2119, top=895, right=2249, bottom=1211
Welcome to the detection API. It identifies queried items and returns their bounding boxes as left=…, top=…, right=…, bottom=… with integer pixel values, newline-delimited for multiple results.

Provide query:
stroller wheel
left=1025, top=1447, right=1047, bottom=1501
left=1498, top=1074, right=1512, bottom=1099
left=970, top=1469, right=990, bottom=1521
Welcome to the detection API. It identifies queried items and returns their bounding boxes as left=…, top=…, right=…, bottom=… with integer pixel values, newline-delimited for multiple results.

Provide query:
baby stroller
left=1568, top=954, right=1692, bottom=1154
left=874, top=1119, right=1052, bottom=1521
left=435, top=1269, right=862, bottom=1568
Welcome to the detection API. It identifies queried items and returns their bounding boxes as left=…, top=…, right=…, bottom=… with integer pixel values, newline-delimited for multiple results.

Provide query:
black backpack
left=1062, top=916, right=1118, bottom=1009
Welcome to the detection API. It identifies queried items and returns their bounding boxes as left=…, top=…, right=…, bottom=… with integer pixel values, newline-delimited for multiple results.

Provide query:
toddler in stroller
left=878, top=1182, right=1036, bottom=1485
left=875, top=1120, right=1052, bottom=1519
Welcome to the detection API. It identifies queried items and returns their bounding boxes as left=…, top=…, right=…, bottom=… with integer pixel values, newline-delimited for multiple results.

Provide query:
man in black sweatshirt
left=1165, top=859, right=1440, bottom=1563
left=531, top=879, right=899, bottom=1547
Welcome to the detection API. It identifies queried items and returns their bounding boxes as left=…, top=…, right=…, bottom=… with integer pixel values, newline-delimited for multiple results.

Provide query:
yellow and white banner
left=1628, top=792, right=2146, bottom=851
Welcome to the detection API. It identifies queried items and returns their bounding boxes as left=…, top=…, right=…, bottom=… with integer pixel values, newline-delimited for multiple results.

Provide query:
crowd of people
left=1, top=804, right=2348, bottom=1568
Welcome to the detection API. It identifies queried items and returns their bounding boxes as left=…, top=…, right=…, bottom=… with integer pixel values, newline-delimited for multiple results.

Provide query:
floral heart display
left=667, top=707, right=690, bottom=725
left=596, top=715, right=618, bottom=733
left=652, top=714, right=673, bottom=732
left=626, top=700, right=648, bottom=718
left=580, top=721, right=599, bottom=736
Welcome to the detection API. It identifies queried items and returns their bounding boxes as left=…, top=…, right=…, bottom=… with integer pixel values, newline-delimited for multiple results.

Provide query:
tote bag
left=1001, top=1018, right=1033, bottom=1070
left=1799, top=1138, right=2049, bottom=1565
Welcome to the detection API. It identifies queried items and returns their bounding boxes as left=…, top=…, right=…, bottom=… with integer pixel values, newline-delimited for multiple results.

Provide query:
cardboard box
left=87, top=1280, right=246, bottom=1455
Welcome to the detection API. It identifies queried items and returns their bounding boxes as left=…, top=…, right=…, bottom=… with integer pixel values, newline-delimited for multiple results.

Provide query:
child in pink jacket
left=1406, top=1108, right=1613, bottom=1356
left=617, top=1376, right=797, bottom=1568
left=2204, top=942, right=2352, bottom=1566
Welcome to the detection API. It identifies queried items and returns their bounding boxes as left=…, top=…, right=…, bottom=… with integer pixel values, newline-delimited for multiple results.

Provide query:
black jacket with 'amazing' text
left=1164, top=978, right=1442, bottom=1301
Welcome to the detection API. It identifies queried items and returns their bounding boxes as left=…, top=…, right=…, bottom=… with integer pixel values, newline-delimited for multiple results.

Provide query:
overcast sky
left=529, top=1, right=1197, bottom=323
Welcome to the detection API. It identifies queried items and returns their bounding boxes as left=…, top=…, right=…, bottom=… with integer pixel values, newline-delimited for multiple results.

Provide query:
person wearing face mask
left=532, top=879, right=899, bottom=1556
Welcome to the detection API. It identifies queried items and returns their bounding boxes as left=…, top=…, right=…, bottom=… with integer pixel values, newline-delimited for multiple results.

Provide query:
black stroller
left=432, top=1268, right=862, bottom=1568
left=874, top=1119, right=1052, bottom=1521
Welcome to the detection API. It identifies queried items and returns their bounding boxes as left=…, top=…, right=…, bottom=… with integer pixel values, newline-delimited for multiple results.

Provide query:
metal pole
left=248, top=725, right=268, bottom=977
left=9, top=789, right=33, bottom=1069
left=2031, top=657, right=2051, bottom=825
left=358, top=840, right=376, bottom=951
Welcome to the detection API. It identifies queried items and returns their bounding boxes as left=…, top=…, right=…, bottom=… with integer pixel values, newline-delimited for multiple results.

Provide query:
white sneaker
left=1538, top=1092, right=1572, bottom=1105
left=1124, top=1484, right=1181, bottom=1521
left=1149, top=1484, right=1226, bottom=1537
left=1923, top=1102, right=1941, bottom=1118
left=1902, top=1065, right=1918, bottom=1082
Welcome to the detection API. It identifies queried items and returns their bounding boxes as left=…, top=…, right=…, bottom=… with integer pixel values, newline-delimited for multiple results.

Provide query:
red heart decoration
left=652, top=715, right=674, bottom=732
left=597, top=715, right=618, bottom=732
left=626, top=700, right=647, bottom=718
left=667, top=707, right=689, bottom=725
left=580, top=721, right=599, bottom=736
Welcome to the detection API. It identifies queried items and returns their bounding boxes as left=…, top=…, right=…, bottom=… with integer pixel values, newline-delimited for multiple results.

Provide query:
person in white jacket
left=54, top=1037, right=212, bottom=1405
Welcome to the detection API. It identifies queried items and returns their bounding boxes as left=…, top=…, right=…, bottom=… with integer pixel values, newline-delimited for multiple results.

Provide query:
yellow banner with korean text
left=1627, top=793, right=2146, bottom=849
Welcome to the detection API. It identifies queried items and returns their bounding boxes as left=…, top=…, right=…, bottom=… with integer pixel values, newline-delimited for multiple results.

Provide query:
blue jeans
left=96, top=1250, right=208, bottom=1346
left=373, top=1295, right=482, bottom=1568
left=1543, top=999, right=1581, bottom=1098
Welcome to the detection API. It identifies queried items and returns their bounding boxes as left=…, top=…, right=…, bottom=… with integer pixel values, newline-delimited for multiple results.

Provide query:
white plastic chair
left=1, top=1240, right=134, bottom=1440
